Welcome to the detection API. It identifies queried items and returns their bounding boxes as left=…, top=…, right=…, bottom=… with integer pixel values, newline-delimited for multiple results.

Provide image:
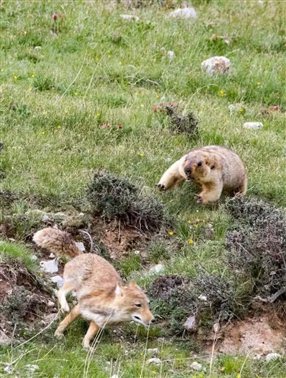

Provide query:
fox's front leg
left=54, top=304, right=80, bottom=339
left=157, top=159, right=185, bottom=191
left=82, top=321, right=100, bottom=349
left=196, top=182, right=223, bottom=204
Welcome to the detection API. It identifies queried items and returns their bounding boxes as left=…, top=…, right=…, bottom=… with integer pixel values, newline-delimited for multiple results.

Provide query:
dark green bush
left=87, top=170, right=169, bottom=232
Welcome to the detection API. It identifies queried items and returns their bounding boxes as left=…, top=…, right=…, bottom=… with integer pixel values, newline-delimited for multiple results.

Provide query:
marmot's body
left=157, top=146, right=247, bottom=204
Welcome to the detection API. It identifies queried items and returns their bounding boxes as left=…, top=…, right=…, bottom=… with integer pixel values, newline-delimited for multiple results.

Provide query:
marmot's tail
left=33, top=227, right=81, bottom=257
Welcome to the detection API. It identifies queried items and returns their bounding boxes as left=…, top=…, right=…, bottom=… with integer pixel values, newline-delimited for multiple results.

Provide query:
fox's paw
left=54, top=330, right=64, bottom=339
left=60, top=302, right=70, bottom=313
left=157, top=183, right=166, bottom=191
left=82, top=340, right=91, bottom=350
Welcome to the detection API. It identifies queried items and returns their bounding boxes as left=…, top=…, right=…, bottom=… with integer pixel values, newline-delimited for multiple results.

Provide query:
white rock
left=25, top=364, right=39, bottom=373
left=147, top=348, right=159, bottom=355
left=201, top=56, right=231, bottom=75
left=40, top=259, right=58, bottom=274
left=190, top=361, right=202, bottom=371
left=265, top=353, right=281, bottom=362
left=41, top=214, right=51, bottom=222
left=213, top=322, right=220, bottom=333
left=198, top=294, right=207, bottom=301
left=0, top=330, right=11, bottom=346
left=167, top=50, right=175, bottom=61
left=183, top=315, right=197, bottom=331
left=169, top=7, right=197, bottom=20
left=111, top=375, right=119, bottom=378
left=50, top=275, right=64, bottom=288
left=120, top=14, right=139, bottom=21
left=75, top=241, right=85, bottom=252
left=243, top=122, right=263, bottom=130
left=149, top=263, right=165, bottom=274
left=3, top=364, right=13, bottom=374
left=147, top=357, right=161, bottom=365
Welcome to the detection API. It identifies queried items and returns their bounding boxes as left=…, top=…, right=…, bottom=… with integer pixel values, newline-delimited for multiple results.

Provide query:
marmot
left=157, top=146, right=247, bottom=204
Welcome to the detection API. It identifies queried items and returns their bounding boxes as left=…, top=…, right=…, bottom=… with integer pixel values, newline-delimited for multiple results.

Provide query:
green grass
left=0, top=0, right=286, bottom=376
left=0, top=240, right=36, bottom=270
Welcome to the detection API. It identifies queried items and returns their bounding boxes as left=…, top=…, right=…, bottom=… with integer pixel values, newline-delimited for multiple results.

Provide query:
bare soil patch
left=218, top=313, right=286, bottom=356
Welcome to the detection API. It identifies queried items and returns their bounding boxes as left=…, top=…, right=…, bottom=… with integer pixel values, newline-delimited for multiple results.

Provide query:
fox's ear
left=114, top=285, right=122, bottom=296
left=129, top=280, right=137, bottom=288
left=129, top=281, right=141, bottom=290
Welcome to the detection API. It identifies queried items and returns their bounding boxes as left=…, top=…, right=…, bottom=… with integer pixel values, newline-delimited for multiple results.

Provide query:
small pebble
left=148, top=264, right=165, bottom=274
left=40, top=259, right=58, bottom=274
left=50, top=275, right=64, bottom=288
left=147, top=348, right=159, bottom=355
left=265, top=353, right=281, bottom=362
left=147, top=357, right=161, bottom=365
left=169, top=7, right=197, bottom=20
left=243, top=122, right=263, bottom=130
left=120, top=14, right=139, bottom=21
left=167, top=50, right=175, bottom=61
left=190, top=361, right=202, bottom=371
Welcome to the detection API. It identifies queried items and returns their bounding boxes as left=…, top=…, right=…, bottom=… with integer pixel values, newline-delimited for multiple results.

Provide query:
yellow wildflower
left=167, top=230, right=174, bottom=236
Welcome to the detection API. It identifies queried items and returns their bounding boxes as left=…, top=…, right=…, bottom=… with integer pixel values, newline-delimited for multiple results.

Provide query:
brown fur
left=33, top=227, right=154, bottom=348
left=157, top=145, right=247, bottom=204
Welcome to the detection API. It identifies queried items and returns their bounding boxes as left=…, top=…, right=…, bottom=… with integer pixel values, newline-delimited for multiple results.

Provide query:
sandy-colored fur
left=33, top=227, right=154, bottom=348
left=33, top=227, right=80, bottom=257
left=157, top=145, right=247, bottom=204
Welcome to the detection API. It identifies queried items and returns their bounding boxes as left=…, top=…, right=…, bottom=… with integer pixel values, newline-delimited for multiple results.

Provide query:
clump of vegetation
left=148, top=272, right=246, bottom=335
left=148, top=275, right=196, bottom=334
left=165, top=105, right=199, bottom=137
left=0, top=255, right=55, bottom=338
left=87, top=170, right=169, bottom=232
left=225, top=196, right=286, bottom=300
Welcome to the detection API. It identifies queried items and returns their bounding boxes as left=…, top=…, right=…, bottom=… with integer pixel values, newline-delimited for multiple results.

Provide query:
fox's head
left=114, top=281, right=154, bottom=327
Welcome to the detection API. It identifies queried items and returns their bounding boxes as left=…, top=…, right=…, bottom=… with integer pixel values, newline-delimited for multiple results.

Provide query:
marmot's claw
left=157, top=183, right=166, bottom=191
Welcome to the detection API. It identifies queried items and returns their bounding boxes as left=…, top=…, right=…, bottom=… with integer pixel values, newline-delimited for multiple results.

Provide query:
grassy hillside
left=0, top=0, right=286, bottom=377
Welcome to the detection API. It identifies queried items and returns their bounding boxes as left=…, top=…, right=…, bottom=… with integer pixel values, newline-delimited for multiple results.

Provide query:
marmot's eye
left=211, top=165, right=215, bottom=170
left=135, top=303, right=142, bottom=308
left=197, top=161, right=202, bottom=167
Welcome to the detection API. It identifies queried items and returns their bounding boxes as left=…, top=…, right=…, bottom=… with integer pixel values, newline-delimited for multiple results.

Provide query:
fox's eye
left=135, top=303, right=142, bottom=308
left=197, top=161, right=202, bottom=167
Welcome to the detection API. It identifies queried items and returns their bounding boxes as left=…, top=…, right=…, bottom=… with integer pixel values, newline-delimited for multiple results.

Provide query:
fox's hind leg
left=82, top=321, right=100, bottom=349
left=54, top=304, right=80, bottom=339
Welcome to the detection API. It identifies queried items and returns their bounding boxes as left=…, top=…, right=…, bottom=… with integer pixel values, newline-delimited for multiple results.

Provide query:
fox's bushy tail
left=33, top=227, right=81, bottom=257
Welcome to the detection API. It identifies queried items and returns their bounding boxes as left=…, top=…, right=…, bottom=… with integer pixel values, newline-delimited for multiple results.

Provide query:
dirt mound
left=91, top=219, right=146, bottom=260
left=218, top=314, right=286, bottom=356
left=0, top=259, right=56, bottom=342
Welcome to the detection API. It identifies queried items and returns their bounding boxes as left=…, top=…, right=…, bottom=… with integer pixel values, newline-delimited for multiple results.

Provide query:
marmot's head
left=183, top=152, right=219, bottom=181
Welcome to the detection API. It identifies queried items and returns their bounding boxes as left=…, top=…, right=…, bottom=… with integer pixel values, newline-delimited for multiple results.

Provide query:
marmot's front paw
left=195, top=194, right=208, bottom=204
left=195, top=194, right=203, bottom=204
left=157, top=183, right=166, bottom=191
